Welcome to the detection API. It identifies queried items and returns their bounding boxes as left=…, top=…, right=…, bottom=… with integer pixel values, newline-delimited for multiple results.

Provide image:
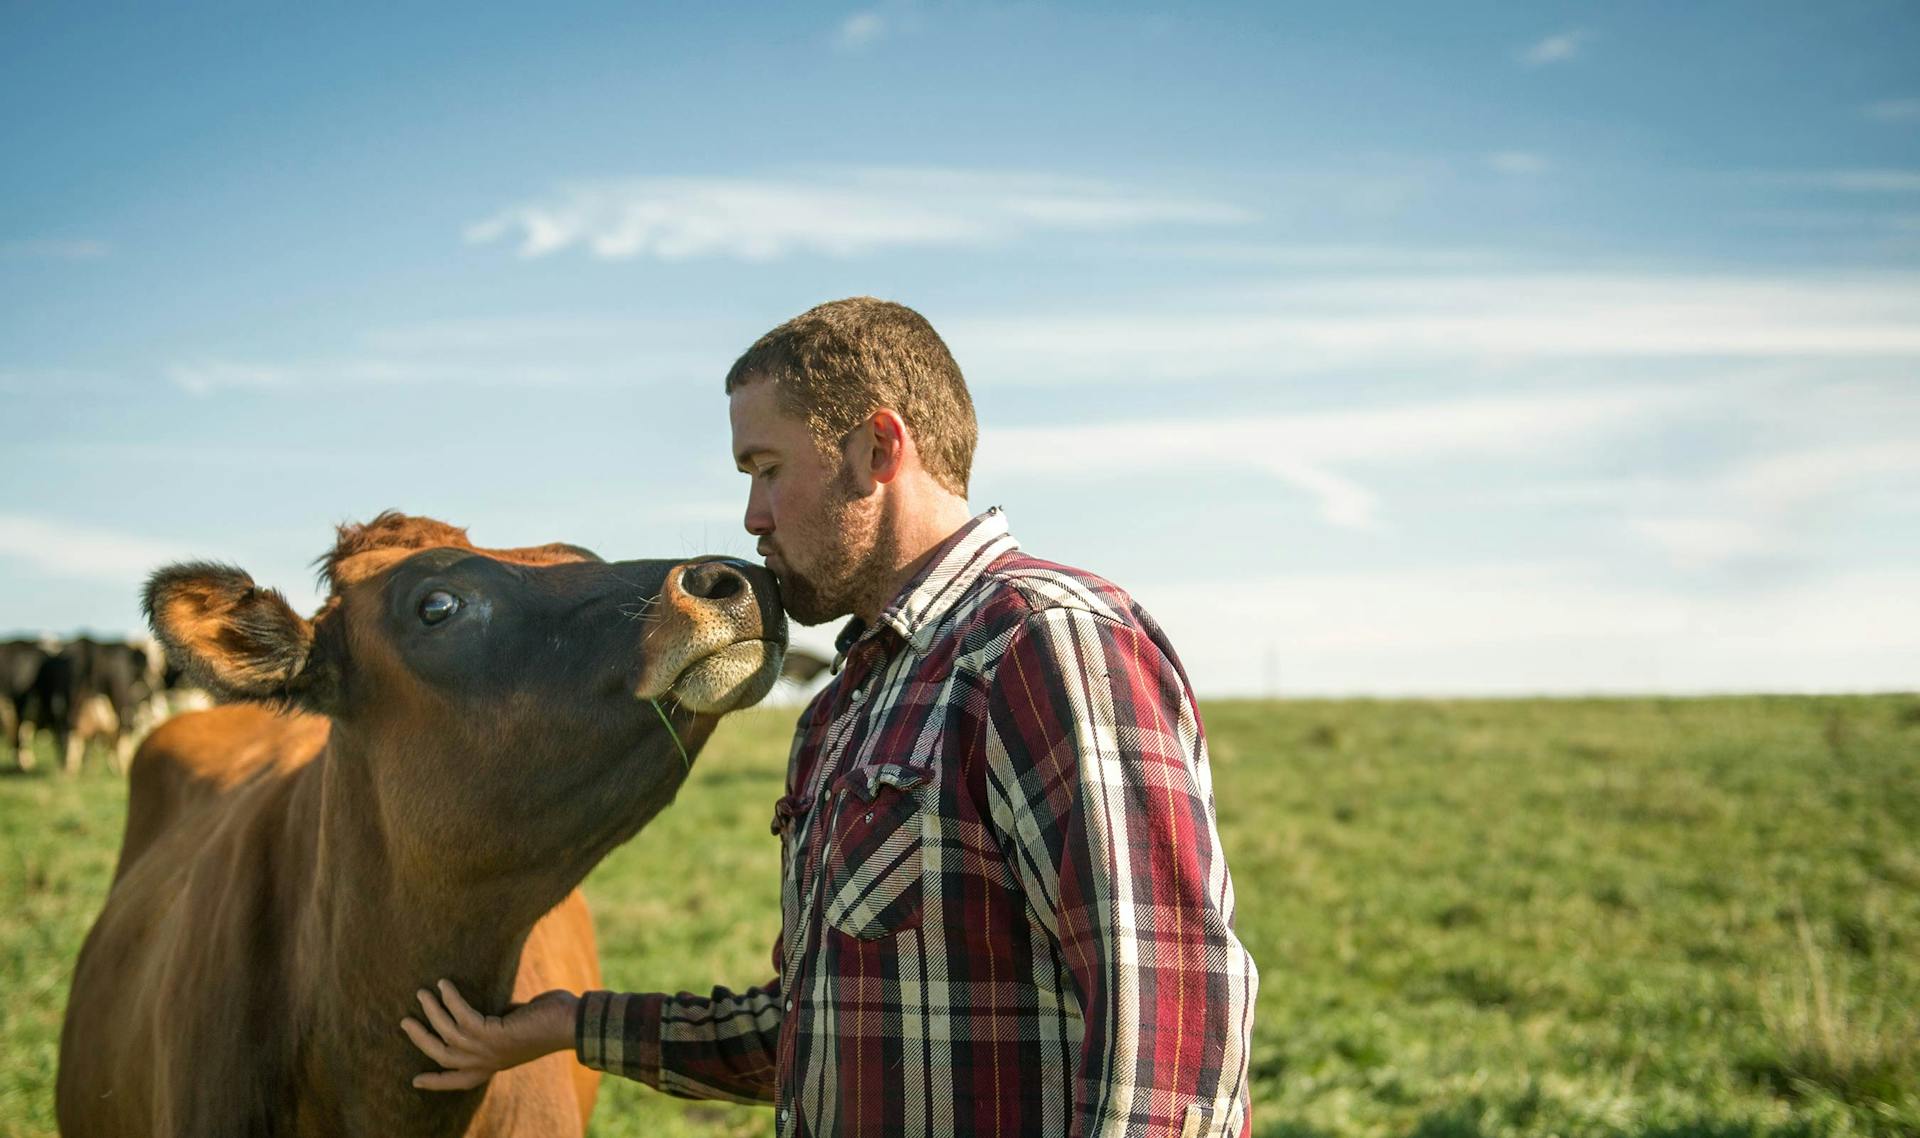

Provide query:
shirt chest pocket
left=821, top=765, right=929, bottom=941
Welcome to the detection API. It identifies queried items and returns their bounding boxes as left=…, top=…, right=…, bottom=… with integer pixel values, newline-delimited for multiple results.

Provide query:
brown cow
left=56, top=513, right=786, bottom=1138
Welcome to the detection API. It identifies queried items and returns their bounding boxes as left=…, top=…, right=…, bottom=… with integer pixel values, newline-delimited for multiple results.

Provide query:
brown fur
left=145, top=563, right=314, bottom=702
left=57, top=516, right=713, bottom=1138
left=62, top=705, right=603, bottom=1137
left=321, top=510, right=600, bottom=589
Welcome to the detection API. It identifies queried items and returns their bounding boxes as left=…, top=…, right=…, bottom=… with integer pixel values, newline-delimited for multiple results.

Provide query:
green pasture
left=4, top=696, right=1918, bottom=1137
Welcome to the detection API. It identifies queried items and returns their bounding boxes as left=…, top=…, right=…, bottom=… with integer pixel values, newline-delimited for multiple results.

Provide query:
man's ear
left=143, top=562, right=320, bottom=705
left=858, top=409, right=910, bottom=486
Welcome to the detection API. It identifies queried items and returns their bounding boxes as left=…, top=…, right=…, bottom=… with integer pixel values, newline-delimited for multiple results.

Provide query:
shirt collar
left=832, top=507, right=1019, bottom=670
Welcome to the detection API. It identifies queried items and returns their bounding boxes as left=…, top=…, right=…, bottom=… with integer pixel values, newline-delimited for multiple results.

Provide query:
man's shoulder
left=962, top=550, right=1139, bottom=630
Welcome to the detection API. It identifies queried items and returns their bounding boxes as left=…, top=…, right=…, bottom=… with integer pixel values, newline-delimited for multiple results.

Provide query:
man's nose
left=743, top=487, right=772, bottom=536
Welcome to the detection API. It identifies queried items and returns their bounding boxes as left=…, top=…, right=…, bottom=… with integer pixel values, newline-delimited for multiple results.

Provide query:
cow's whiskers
left=619, top=592, right=664, bottom=623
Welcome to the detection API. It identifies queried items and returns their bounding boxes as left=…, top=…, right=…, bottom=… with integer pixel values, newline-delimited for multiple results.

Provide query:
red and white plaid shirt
left=576, top=509, right=1258, bottom=1136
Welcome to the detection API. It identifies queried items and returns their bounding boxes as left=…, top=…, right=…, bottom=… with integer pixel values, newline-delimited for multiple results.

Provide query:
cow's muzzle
left=633, top=559, right=787, bottom=713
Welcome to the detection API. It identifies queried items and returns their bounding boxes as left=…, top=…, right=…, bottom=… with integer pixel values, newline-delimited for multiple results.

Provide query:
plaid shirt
left=576, top=509, right=1258, bottom=1136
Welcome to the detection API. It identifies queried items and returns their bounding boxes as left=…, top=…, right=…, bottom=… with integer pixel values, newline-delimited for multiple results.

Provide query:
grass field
left=4, top=695, right=1917, bottom=1137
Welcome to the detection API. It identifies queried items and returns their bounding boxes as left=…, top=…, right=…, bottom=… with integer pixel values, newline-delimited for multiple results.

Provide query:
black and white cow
left=20, top=638, right=168, bottom=774
left=1, top=638, right=52, bottom=770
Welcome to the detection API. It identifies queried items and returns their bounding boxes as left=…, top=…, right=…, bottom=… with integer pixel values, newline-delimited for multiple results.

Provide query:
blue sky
left=4, top=1, right=1917, bottom=695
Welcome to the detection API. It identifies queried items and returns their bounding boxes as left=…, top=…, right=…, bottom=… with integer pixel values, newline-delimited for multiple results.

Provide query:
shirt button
left=850, top=687, right=865, bottom=704
left=785, top=998, right=795, bottom=1012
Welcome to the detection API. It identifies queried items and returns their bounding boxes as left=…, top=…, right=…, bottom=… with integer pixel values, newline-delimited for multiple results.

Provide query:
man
left=403, top=298, right=1259, bottom=1135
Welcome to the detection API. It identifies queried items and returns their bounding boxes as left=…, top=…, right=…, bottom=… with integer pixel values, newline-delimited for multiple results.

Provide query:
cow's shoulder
left=116, top=704, right=328, bottom=883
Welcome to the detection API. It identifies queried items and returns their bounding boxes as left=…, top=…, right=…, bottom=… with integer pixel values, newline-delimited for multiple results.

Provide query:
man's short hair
left=725, top=297, right=978, bottom=497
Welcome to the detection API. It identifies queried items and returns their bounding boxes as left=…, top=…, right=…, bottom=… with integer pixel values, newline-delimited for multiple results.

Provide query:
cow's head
left=142, top=512, right=786, bottom=886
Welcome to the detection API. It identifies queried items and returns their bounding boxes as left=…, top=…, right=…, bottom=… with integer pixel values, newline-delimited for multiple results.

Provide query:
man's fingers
left=413, top=1068, right=491, bottom=1092
left=438, top=978, right=486, bottom=1034
left=399, top=1017, right=462, bottom=1069
left=416, top=988, right=469, bottom=1047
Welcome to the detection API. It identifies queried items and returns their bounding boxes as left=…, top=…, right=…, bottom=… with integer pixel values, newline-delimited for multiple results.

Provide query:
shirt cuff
left=574, top=989, right=665, bottom=1087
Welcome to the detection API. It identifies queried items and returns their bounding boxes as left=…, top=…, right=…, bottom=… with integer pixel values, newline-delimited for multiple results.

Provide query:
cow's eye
left=418, top=590, right=462, bottom=626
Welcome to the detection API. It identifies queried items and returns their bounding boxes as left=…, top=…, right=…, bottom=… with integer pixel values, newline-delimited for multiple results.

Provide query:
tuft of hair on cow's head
left=143, top=562, right=329, bottom=707
left=318, top=509, right=601, bottom=590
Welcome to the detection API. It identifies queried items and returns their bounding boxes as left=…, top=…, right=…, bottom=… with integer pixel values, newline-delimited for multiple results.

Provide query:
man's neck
left=855, top=490, right=976, bottom=626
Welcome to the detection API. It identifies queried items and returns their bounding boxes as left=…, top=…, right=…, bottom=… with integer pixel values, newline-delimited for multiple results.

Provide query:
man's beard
left=775, top=463, right=894, bottom=627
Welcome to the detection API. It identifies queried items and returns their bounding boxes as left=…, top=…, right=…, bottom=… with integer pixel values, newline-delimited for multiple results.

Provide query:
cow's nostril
left=682, top=562, right=746, bottom=602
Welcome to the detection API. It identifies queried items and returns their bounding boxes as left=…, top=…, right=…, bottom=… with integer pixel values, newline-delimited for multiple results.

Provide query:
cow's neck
left=292, top=728, right=569, bottom=1137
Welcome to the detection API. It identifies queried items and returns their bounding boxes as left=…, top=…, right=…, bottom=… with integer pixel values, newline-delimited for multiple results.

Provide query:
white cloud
left=0, top=238, right=110, bottom=260
left=1766, top=169, right=1920, bottom=193
left=1733, top=208, right=1920, bottom=234
left=0, top=515, right=193, bottom=583
left=1433, top=369, right=1920, bottom=572
left=1132, top=564, right=1920, bottom=696
left=976, top=352, right=1920, bottom=551
left=163, top=312, right=749, bottom=395
left=1488, top=151, right=1550, bottom=176
left=1162, top=242, right=1513, bottom=270
left=1864, top=98, right=1920, bottom=123
left=1715, top=438, right=1920, bottom=509
left=835, top=9, right=885, bottom=50
left=1518, top=28, right=1591, bottom=67
left=983, top=387, right=1694, bottom=529
left=1619, top=437, right=1920, bottom=571
left=944, top=271, right=1920, bottom=385
left=359, top=315, right=639, bottom=353
left=1625, top=517, right=1784, bottom=572
left=166, top=361, right=293, bottom=396
left=465, top=169, right=1253, bottom=262
left=165, top=355, right=593, bottom=395
left=1464, top=369, right=1920, bottom=572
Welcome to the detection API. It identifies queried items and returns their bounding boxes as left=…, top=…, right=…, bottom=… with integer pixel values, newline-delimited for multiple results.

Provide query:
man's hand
left=401, top=978, right=579, bottom=1091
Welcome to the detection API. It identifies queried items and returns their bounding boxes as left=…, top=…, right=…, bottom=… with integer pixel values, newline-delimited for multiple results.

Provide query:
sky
left=3, top=1, right=1917, bottom=697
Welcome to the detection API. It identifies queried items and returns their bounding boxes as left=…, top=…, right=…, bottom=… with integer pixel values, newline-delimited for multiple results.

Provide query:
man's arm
left=574, top=977, right=782, bottom=1104
left=983, top=607, right=1259, bottom=1137
left=404, top=958, right=783, bottom=1104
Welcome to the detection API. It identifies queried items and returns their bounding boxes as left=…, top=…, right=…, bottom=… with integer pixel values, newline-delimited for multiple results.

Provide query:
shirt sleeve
left=984, top=606, right=1259, bottom=1137
left=573, top=946, right=783, bottom=1106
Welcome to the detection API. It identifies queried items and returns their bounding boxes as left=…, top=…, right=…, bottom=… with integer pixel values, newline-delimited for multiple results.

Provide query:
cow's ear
left=144, top=563, right=318, bottom=705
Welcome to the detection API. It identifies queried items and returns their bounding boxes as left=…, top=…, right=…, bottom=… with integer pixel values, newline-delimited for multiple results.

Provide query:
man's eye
left=418, top=590, right=462, bottom=626
left=757, top=465, right=778, bottom=479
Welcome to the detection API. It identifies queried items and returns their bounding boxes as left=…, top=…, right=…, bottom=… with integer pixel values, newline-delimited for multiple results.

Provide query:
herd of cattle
left=0, top=635, right=207, bottom=775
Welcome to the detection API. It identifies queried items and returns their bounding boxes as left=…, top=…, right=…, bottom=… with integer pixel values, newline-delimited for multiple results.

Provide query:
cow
left=37, top=638, right=165, bottom=774
left=56, top=512, right=786, bottom=1138
left=1, top=637, right=51, bottom=770
left=779, top=645, right=833, bottom=685
left=763, top=644, right=836, bottom=707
